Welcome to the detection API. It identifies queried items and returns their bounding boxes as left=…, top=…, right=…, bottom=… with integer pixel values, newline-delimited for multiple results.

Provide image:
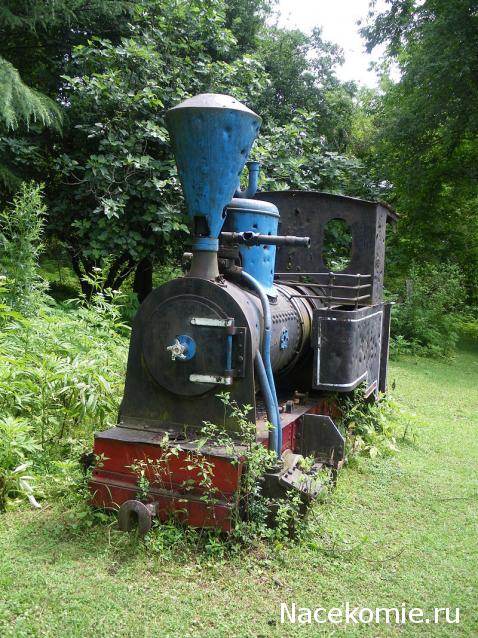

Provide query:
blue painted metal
left=226, top=198, right=280, bottom=297
left=176, top=335, right=196, bottom=361
left=165, top=94, right=261, bottom=251
left=226, top=335, right=233, bottom=371
left=235, top=160, right=260, bottom=199
left=279, top=328, right=289, bottom=351
left=241, top=270, right=282, bottom=455
left=193, top=237, right=219, bottom=252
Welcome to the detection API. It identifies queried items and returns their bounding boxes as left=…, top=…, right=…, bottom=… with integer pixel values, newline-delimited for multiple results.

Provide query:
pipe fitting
left=235, top=160, right=260, bottom=199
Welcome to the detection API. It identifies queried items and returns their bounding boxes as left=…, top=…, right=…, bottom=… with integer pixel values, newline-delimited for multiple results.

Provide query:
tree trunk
left=133, top=256, right=153, bottom=303
left=69, top=250, right=93, bottom=299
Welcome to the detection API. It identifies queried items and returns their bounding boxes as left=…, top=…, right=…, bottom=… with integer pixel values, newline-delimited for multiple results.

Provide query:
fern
left=0, top=58, right=62, bottom=131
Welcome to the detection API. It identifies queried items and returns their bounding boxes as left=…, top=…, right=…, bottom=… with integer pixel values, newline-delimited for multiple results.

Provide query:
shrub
left=457, top=314, right=478, bottom=343
left=391, top=262, right=466, bottom=356
left=0, top=182, right=48, bottom=314
left=336, top=388, right=416, bottom=460
left=0, top=416, right=41, bottom=511
left=0, top=295, right=128, bottom=463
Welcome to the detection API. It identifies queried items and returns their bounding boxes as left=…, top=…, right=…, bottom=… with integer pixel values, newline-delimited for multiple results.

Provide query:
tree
left=361, top=0, right=478, bottom=299
left=52, top=1, right=271, bottom=299
left=253, top=110, right=375, bottom=198
left=254, top=26, right=356, bottom=151
left=0, top=0, right=134, bottom=193
left=224, top=0, right=275, bottom=54
left=2, top=0, right=377, bottom=301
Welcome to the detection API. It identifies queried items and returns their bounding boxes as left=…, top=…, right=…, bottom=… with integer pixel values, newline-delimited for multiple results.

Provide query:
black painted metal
left=113, top=190, right=394, bottom=458
left=312, top=304, right=385, bottom=395
left=298, top=414, right=345, bottom=466
left=268, top=284, right=313, bottom=373
left=220, top=231, right=310, bottom=247
left=379, top=302, right=393, bottom=393
left=255, top=191, right=396, bottom=305
left=119, top=277, right=259, bottom=433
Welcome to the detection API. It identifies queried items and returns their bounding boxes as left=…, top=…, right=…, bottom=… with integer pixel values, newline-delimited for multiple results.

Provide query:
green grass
left=0, top=345, right=477, bottom=637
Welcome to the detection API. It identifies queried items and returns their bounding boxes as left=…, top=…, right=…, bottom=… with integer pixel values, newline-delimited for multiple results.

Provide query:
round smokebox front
left=142, top=293, right=233, bottom=397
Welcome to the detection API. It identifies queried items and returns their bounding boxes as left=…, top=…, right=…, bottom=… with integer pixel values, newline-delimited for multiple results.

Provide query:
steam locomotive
left=88, top=94, right=395, bottom=533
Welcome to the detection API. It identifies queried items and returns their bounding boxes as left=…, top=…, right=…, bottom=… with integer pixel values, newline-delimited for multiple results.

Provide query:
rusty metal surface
left=91, top=478, right=236, bottom=532
left=117, top=500, right=156, bottom=535
left=93, top=426, right=245, bottom=496
left=95, top=426, right=248, bottom=459
left=90, top=425, right=245, bottom=531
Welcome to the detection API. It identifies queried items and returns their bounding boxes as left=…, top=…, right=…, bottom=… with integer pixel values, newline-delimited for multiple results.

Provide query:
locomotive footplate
left=257, top=395, right=345, bottom=503
left=262, top=451, right=325, bottom=503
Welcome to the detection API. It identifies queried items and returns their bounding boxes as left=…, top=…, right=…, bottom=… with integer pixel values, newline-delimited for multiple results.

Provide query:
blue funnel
left=166, top=94, right=261, bottom=251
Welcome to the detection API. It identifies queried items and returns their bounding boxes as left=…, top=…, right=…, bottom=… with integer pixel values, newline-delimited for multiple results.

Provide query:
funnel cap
left=168, top=93, right=261, bottom=120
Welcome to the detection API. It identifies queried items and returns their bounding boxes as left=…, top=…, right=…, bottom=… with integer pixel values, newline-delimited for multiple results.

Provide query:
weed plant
left=336, top=387, right=417, bottom=461
left=0, top=182, right=48, bottom=314
left=389, top=261, right=466, bottom=357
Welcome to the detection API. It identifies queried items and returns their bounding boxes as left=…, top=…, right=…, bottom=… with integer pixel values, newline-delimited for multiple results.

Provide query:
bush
left=0, top=188, right=129, bottom=509
left=336, top=388, right=417, bottom=460
left=0, top=182, right=48, bottom=314
left=390, top=262, right=466, bottom=356
left=0, top=296, right=128, bottom=463
left=0, top=416, right=41, bottom=511
left=457, top=315, right=478, bottom=343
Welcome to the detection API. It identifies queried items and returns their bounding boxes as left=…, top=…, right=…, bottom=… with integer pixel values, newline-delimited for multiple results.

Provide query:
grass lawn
left=0, top=344, right=477, bottom=637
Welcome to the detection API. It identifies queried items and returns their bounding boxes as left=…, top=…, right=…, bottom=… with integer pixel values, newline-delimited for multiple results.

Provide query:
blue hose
left=254, top=352, right=279, bottom=452
left=241, top=270, right=282, bottom=454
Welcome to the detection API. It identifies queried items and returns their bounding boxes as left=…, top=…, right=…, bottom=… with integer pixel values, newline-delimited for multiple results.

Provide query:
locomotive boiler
left=89, top=94, right=395, bottom=533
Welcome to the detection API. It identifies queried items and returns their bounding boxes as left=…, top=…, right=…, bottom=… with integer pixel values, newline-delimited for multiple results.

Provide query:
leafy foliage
left=0, top=293, right=128, bottom=466
left=0, top=416, right=41, bottom=511
left=50, top=1, right=269, bottom=295
left=337, top=387, right=416, bottom=460
left=253, top=110, right=376, bottom=197
left=0, top=182, right=48, bottom=314
left=361, top=0, right=478, bottom=301
left=390, top=262, right=466, bottom=356
left=0, top=58, right=62, bottom=131
left=0, top=1, right=135, bottom=192
left=0, top=0, right=375, bottom=299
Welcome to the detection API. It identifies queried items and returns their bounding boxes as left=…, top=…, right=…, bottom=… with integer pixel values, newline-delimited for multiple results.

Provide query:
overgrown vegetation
left=389, top=262, right=466, bottom=357
left=0, top=188, right=128, bottom=509
left=0, top=342, right=476, bottom=636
